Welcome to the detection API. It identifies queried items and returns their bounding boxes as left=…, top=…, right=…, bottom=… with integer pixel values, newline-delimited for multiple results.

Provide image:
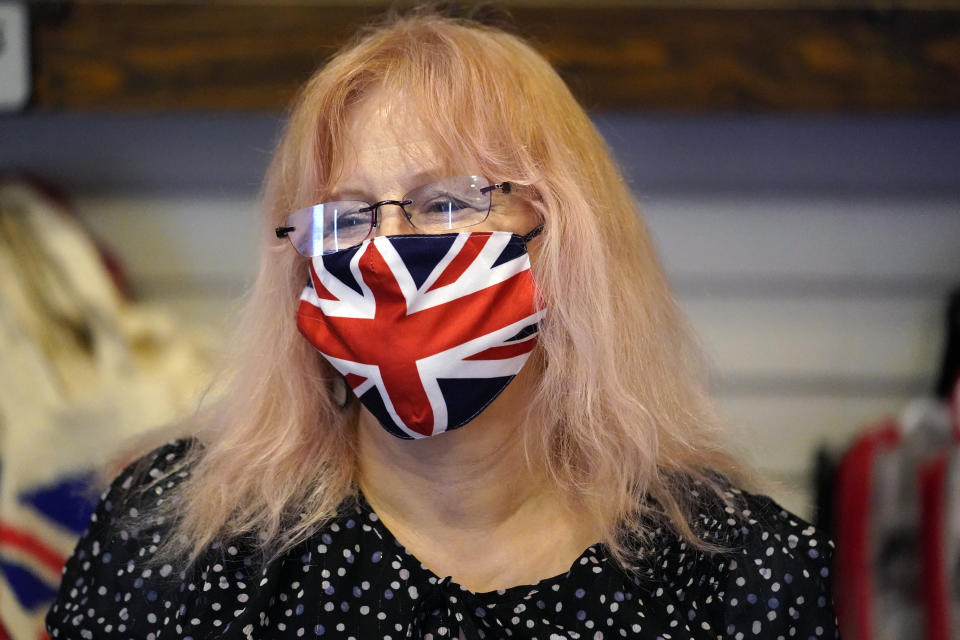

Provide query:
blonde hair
left=150, top=8, right=750, bottom=570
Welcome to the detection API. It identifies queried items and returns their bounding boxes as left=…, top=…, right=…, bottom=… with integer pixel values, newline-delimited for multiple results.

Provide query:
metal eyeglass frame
left=274, top=181, right=512, bottom=242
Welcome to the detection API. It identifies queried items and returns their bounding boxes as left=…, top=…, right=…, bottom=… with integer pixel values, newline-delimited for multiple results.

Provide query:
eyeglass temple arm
left=479, top=182, right=511, bottom=195
left=275, top=225, right=295, bottom=238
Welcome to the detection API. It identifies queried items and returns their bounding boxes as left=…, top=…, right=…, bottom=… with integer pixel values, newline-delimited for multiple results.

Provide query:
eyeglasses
left=275, top=175, right=512, bottom=257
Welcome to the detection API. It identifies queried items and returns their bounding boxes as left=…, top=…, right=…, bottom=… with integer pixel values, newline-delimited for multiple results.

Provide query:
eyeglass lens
left=282, top=176, right=498, bottom=257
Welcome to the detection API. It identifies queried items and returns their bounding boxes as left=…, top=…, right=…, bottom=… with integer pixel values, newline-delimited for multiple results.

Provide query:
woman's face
left=330, top=89, right=541, bottom=240
left=323, top=90, right=545, bottom=439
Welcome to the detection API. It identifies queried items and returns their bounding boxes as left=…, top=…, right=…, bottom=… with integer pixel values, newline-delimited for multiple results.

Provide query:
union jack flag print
left=297, top=231, right=545, bottom=439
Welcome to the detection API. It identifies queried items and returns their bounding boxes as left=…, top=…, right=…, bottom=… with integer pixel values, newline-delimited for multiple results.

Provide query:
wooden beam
left=27, top=3, right=960, bottom=113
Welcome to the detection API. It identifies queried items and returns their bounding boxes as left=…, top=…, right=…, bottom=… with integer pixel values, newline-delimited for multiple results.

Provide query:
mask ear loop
left=521, top=224, right=544, bottom=244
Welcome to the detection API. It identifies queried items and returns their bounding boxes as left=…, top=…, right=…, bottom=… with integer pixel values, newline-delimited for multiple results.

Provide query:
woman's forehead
left=343, top=89, right=433, bottom=156
left=333, top=95, right=477, bottom=193
left=331, top=139, right=448, bottom=195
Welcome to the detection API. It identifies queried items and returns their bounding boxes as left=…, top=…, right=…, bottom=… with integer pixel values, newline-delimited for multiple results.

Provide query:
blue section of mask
left=358, top=387, right=413, bottom=440
left=320, top=243, right=364, bottom=296
left=505, top=322, right=539, bottom=342
left=490, top=235, right=528, bottom=268
left=437, top=376, right=514, bottom=429
left=386, top=234, right=458, bottom=290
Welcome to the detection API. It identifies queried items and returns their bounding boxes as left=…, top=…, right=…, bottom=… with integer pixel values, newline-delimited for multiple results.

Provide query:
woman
left=47, top=10, right=838, bottom=639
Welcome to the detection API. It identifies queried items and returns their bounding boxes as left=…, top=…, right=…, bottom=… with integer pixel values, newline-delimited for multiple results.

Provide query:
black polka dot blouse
left=47, top=440, right=840, bottom=639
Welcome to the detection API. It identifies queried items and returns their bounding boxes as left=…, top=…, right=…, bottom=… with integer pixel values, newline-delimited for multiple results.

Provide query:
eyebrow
left=330, top=169, right=450, bottom=200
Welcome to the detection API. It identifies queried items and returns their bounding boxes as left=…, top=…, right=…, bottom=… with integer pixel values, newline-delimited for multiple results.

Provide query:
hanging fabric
left=831, top=286, right=960, bottom=640
left=918, top=287, right=960, bottom=640
left=0, top=179, right=214, bottom=640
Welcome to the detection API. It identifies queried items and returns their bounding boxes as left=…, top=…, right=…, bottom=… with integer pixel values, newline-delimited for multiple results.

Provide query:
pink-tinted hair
left=151, top=8, right=750, bottom=569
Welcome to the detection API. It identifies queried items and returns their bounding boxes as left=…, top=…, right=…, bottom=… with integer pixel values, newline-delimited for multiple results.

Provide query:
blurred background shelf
left=26, top=0, right=960, bottom=113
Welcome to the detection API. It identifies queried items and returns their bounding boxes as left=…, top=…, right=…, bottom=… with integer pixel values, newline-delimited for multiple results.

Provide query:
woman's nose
left=373, top=204, right=417, bottom=237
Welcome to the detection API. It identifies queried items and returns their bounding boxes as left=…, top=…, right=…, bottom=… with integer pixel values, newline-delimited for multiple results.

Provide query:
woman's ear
left=332, top=374, right=350, bottom=409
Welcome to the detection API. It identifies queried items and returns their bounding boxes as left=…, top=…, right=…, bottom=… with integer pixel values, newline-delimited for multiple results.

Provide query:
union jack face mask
left=296, top=227, right=545, bottom=439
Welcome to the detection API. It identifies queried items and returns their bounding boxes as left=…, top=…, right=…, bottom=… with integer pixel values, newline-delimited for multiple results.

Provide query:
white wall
left=3, top=112, right=959, bottom=517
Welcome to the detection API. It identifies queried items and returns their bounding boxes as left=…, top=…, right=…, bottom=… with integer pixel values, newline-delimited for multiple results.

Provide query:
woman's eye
left=423, top=197, right=470, bottom=213
left=324, top=211, right=367, bottom=233
left=336, top=212, right=367, bottom=227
